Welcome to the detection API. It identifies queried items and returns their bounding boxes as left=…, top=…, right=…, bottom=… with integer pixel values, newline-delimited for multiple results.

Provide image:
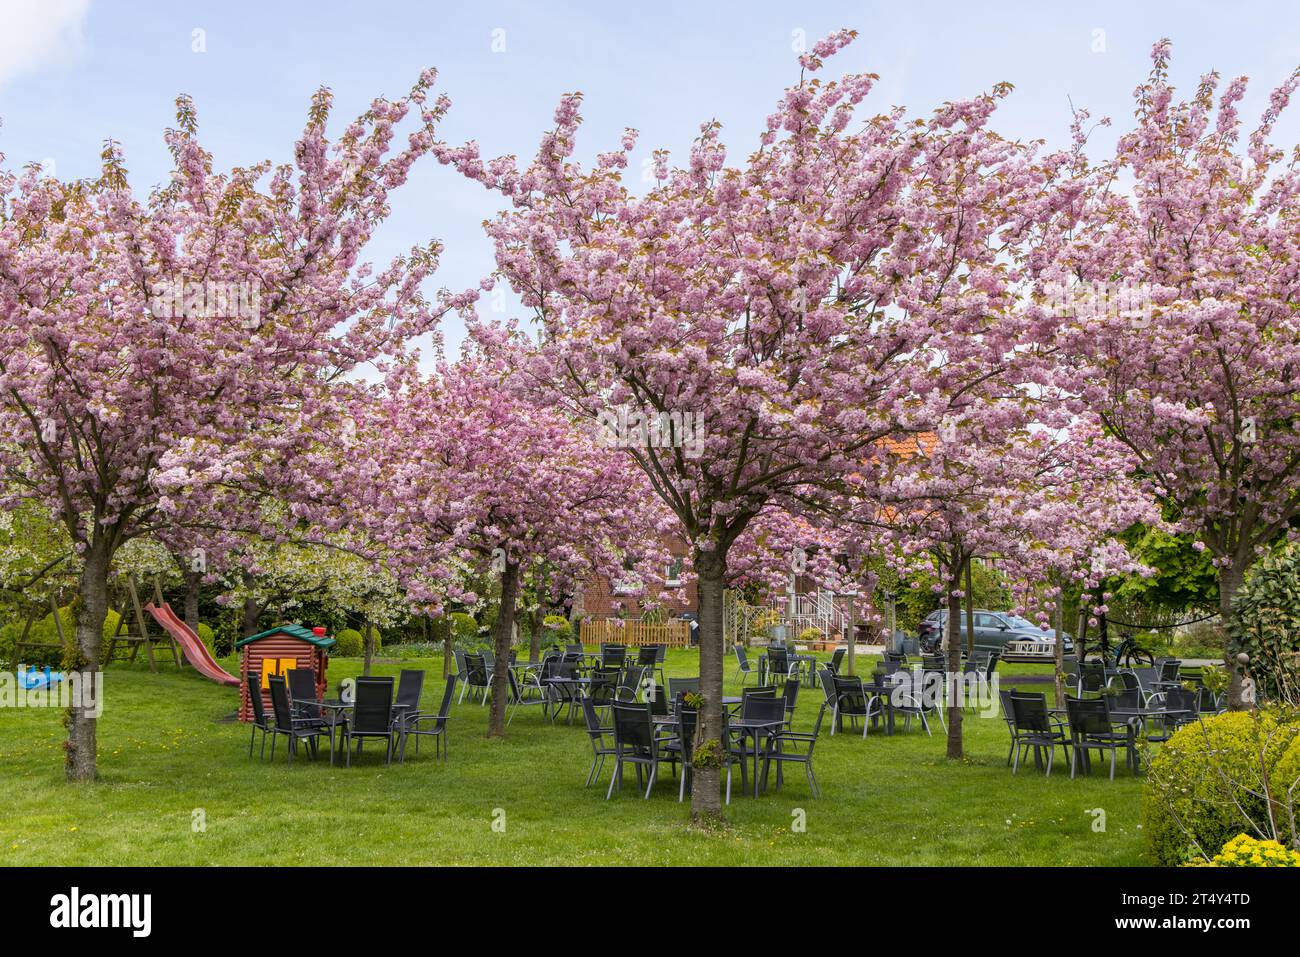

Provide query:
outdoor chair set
left=815, top=666, right=941, bottom=738
left=1000, top=681, right=1204, bottom=780
left=733, top=642, right=820, bottom=688
left=247, top=668, right=455, bottom=767
left=590, top=687, right=824, bottom=802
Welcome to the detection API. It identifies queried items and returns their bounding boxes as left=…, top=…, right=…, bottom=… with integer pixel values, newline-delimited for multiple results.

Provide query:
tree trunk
left=183, top=568, right=201, bottom=634
left=1220, top=560, right=1247, bottom=710
left=944, top=560, right=964, bottom=759
left=691, top=550, right=727, bottom=825
left=440, top=617, right=453, bottom=678
left=241, top=597, right=264, bottom=639
left=487, top=560, right=521, bottom=738
left=67, top=539, right=111, bottom=782
left=363, top=619, right=375, bottom=677
left=528, top=607, right=542, bottom=663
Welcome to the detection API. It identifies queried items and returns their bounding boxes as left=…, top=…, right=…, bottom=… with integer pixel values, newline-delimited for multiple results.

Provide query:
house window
left=665, top=558, right=684, bottom=587
left=614, top=555, right=643, bottom=595
left=260, top=658, right=299, bottom=689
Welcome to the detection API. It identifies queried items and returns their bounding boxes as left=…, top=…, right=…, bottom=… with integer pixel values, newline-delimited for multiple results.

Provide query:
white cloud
left=0, top=0, right=89, bottom=88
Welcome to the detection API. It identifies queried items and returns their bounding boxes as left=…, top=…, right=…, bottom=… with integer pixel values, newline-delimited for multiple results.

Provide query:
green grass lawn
left=0, top=650, right=1151, bottom=865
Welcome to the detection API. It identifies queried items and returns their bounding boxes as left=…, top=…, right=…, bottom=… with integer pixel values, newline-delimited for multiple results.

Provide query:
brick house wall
left=581, top=534, right=698, bottom=618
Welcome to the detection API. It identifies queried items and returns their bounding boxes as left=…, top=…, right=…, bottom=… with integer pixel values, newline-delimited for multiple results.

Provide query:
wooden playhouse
left=236, top=624, right=335, bottom=722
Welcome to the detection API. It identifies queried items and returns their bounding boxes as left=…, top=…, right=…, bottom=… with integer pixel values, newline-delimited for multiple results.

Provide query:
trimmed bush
left=196, top=622, right=216, bottom=655
left=334, top=628, right=364, bottom=657
left=1145, top=710, right=1300, bottom=864
left=1228, top=541, right=1300, bottom=703
left=798, top=627, right=825, bottom=644
left=450, top=612, right=481, bottom=646
left=542, top=614, right=572, bottom=642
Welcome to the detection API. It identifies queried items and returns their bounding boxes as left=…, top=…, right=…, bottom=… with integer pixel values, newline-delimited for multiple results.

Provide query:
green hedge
left=1145, top=710, right=1300, bottom=864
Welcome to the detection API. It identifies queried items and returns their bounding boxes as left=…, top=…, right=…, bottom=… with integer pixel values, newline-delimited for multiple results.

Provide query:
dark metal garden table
left=729, top=717, right=785, bottom=798
left=543, top=676, right=592, bottom=723
left=318, top=699, right=352, bottom=766
left=859, top=681, right=897, bottom=736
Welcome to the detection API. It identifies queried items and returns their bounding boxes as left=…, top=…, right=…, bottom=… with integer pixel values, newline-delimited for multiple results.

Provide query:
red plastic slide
left=144, top=602, right=241, bottom=687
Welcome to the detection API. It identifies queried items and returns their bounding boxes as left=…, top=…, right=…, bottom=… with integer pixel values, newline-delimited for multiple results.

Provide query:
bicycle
left=1077, top=630, right=1155, bottom=669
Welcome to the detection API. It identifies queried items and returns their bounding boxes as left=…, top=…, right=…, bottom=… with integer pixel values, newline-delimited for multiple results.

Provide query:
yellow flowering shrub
left=1209, top=834, right=1300, bottom=867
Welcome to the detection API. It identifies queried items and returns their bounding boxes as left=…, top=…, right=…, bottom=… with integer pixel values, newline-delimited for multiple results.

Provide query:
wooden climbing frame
left=103, top=574, right=180, bottom=672
left=7, top=586, right=69, bottom=671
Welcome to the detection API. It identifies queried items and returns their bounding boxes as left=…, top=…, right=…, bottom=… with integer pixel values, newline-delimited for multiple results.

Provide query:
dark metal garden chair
left=766, top=646, right=795, bottom=685
left=653, top=694, right=699, bottom=801
left=1061, top=658, right=1081, bottom=694
left=760, top=702, right=825, bottom=798
left=616, top=664, right=648, bottom=703
left=394, top=676, right=456, bottom=761
left=607, top=701, right=668, bottom=799
left=667, top=676, right=700, bottom=701
left=581, top=694, right=616, bottom=786
left=285, top=666, right=319, bottom=715
left=998, top=688, right=1020, bottom=766
left=1129, top=666, right=1162, bottom=704
left=342, top=676, right=395, bottom=767
left=246, top=674, right=271, bottom=759
left=780, top=678, right=800, bottom=729
left=654, top=643, right=668, bottom=683
left=1108, top=687, right=1143, bottom=711
left=888, top=669, right=935, bottom=735
left=637, top=644, right=665, bottom=686
left=452, top=648, right=471, bottom=703
left=586, top=666, right=619, bottom=722
left=507, top=667, right=554, bottom=725
left=826, top=647, right=846, bottom=676
left=393, top=669, right=425, bottom=723
left=1009, top=692, right=1070, bottom=776
left=829, top=674, right=877, bottom=736
left=286, top=666, right=346, bottom=761
left=267, top=674, right=325, bottom=763
left=1145, top=686, right=1201, bottom=743
left=733, top=643, right=756, bottom=686
left=1064, top=694, right=1136, bottom=780
left=733, top=695, right=786, bottom=794
left=601, top=643, right=626, bottom=669
left=1079, top=661, right=1107, bottom=695
left=464, top=652, right=491, bottom=705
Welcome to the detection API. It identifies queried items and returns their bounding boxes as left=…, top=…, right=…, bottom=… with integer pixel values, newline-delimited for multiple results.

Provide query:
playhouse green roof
left=234, top=623, right=337, bottom=650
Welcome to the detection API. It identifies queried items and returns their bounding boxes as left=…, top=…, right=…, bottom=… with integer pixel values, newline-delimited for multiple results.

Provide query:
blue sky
left=2, top=0, right=1297, bottom=356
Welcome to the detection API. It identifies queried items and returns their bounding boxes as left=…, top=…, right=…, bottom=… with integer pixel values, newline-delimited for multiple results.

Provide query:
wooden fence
left=580, top=618, right=692, bottom=648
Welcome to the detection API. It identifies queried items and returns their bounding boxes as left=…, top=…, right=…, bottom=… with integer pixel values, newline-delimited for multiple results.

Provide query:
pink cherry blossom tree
left=437, top=30, right=1051, bottom=819
left=858, top=404, right=1155, bottom=757
left=0, top=72, right=469, bottom=779
left=1040, top=42, right=1300, bottom=706
left=331, top=348, right=673, bottom=737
